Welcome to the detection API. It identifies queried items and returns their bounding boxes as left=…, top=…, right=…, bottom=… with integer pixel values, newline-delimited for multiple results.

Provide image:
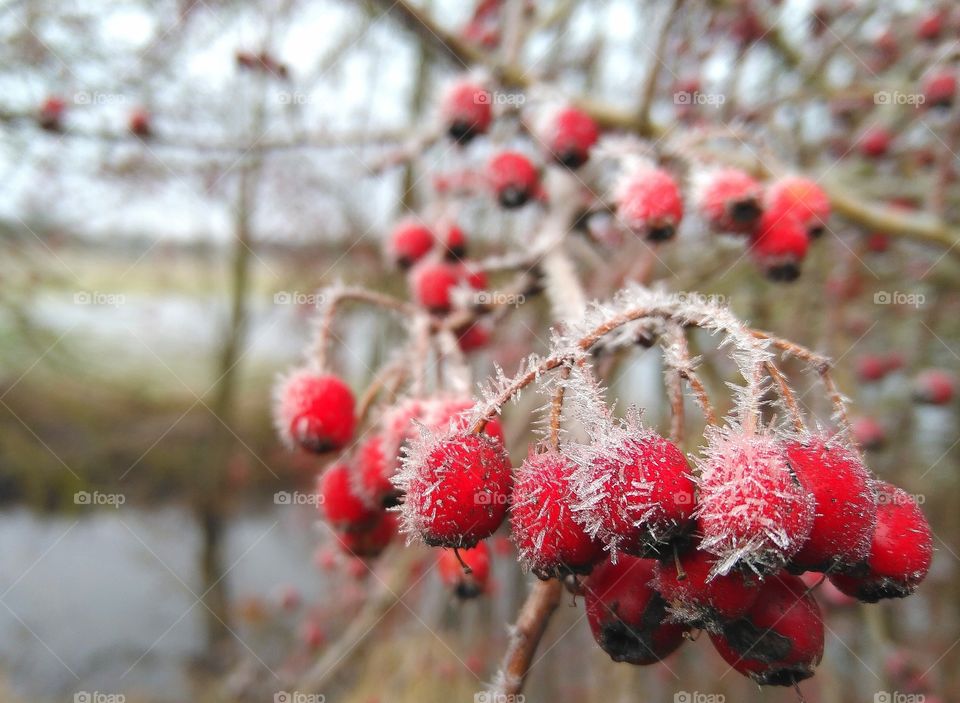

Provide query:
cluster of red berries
left=395, top=419, right=932, bottom=687
left=36, top=96, right=153, bottom=137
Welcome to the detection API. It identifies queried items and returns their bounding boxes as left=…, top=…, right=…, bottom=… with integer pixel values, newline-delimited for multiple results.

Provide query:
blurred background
left=1, top=1, right=959, bottom=702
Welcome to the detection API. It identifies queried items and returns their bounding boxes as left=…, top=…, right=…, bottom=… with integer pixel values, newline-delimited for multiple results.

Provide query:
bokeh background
left=1, top=1, right=958, bottom=702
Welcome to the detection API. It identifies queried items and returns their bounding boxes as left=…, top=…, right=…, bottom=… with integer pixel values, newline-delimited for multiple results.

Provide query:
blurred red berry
left=764, top=176, right=831, bottom=238
left=912, top=369, right=955, bottom=405
left=387, top=220, right=434, bottom=268
left=441, top=79, right=493, bottom=143
left=438, top=541, right=491, bottom=598
left=695, top=168, right=763, bottom=234
left=615, top=166, right=684, bottom=242
left=750, top=211, right=809, bottom=282
left=273, top=369, right=356, bottom=453
left=38, top=96, right=66, bottom=131
left=542, top=106, right=600, bottom=169
left=319, top=463, right=379, bottom=531
left=489, top=151, right=540, bottom=208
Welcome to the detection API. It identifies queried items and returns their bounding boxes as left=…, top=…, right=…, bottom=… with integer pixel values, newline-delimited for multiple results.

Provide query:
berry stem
left=453, top=547, right=473, bottom=575
left=765, top=361, right=805, bottom=432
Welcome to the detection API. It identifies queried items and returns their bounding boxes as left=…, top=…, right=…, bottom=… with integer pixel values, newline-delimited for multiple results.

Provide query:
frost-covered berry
left=785, top=436, right=877, bottom=573
left=387, top=220, right=434, bottom=268
left=710, top=573, right=824, bottom=687
left=408, top=260, right=485, bottom=313
left=440, top=79, right=493, bottom=143
left=489, top=151, right=540, bottom=208
left=584, top=555, right=689, bottom=665
left=334, top=511, right=397, bottom=559
left=510, top=449, right=604, bottom=578
left=578, top=428, right=696, bottom=557
left=273, top=369, right=356, bottom=453
left=615, top=165, right=684, bottom=242
left=922, top=71, right=956, bottom=109
left=750, top=210, right=809, bottom=282
left=653, top=545, right=760, bottom=630
left=353, top=435, right=399, bottom=508
left=860, top=125, right=893, bottom=158
left=318, top=463, right=379, bottom=531
left=38, top=96, right=66, bottom=131
left=397, top=431, right=513, bottom=548
left=438, top=541, right=491, bottom=598
left=764, top=176, right=831, bottom=238
left=696, top=429, right=814, bottom=576
left=912, top=369, right=955, bottom=405
left=541, top=106, right=600, bottom=169
left=694, top=168, right=763, bottom=234
left=829, top=482, right=933, bottom=602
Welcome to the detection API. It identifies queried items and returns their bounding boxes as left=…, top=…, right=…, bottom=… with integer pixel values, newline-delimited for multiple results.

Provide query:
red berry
left=442, top=222, right=467, bottom=260
left=318, top=463, right=379, bottom=531
left=397, top=431, right=513, bottom=548
left=510, top=449, right=604, bottom=578
left=710, top=573, right=824, bottom=686
left=581, top=429, right=696, bottom=557
left=851, top=416, right=886, bottom=451
left=488, top=151, right=540, bottom=209
left=408, top=261, right=463, bottom=313
left=750, top=210, right=809, bottom=282
left=584, top=555, right=689, bottom=665
left=695, top=168, right=763, bottom=234
left=913, top=369, right=955, bottom=405
left=916, top=9, right=947, bottom=42
left=300, top=620, right=325, bottom=650
left=542, top=106, right=599, bottom=168
left=388, top=220, right=434, bottom=268
left=785, top=437, right=877, bottom=572
left=696, top=431, right=814, bottom=575
left=866, top=232, right=891, bottom=253
left=829, top=482, right=933, bottom=602
left=38, top=96, right=65, bottom=131
left=653, top=546, right=760, bottom=629
left=456, top=321, right=491, bottom=352
left=764, top=176, right=831, bottom=238
left=438, top=541, right=491, bottom=598
left=273, top=369, right=356, bottom=453
left=334, top=511, right=398, bottom=559
left=440, top=79, right=492, bottom=143
left=615, top=165, right=684, bottom=242
left=860, top=126, right=893, bottom=159
left=923, top=71, right=956, bottom=109
left=129, top=109, right=151, bottom=137
left=354, top=435, right=398, bottom=508
left=855, top=354, right=890, bottom=383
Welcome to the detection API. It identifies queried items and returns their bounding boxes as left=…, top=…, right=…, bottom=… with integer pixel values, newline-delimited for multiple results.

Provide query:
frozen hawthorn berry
left=511, top=449, right=604, bottom=578
left=750, top=211, right=809, bottom=282
left=695, top=168, right=763, bottom=234
left=764, top=176, right=831, bottom=238
left=319, top=463, right=379, bottom=531
left=578, top=426, right=696, bottom=557
left=653, top=545, right=760, bottom=630
left=489, top=151, right=540, bottom=208
left=785, top=436, right=877, bottom=572
left=409, top=260, right=462, bottom=313
left=696, top=429, right=814, bottom=575
left=397, top=431, right=512, bottom=548
left=541, top=106, right=600, bottom=169
left=615, top=165, right=684, bottom=242
left=913, top=369, right=955, bottom=406
left=584, top=555, right=689, bottom=665
left=860, top=126, right=892, bottom=159
left=442, top=223, right=467, bottom=260
left=273, top=368, right=356, bottom=453
left=456, top=321, right=491, bottom=352
left=438, top=541, right=491, bottom=598
left=923, top=71, right=956, bottom=110
left=38, top=96, right=66, bottom=131
left=710, top=573, right=824, bottom=686
left=829, top=482, right=933, bottom=602
left=353, top=435, right=399, bottom=508
left=851, top=416, right=886, bottom=451
left=388, top=220, right=434, bottom=268
left=440, top=79, right=492, bottom=143
left=129, top=108, right=151, bottom=137
left=334, top=511, right=398, bottom=559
